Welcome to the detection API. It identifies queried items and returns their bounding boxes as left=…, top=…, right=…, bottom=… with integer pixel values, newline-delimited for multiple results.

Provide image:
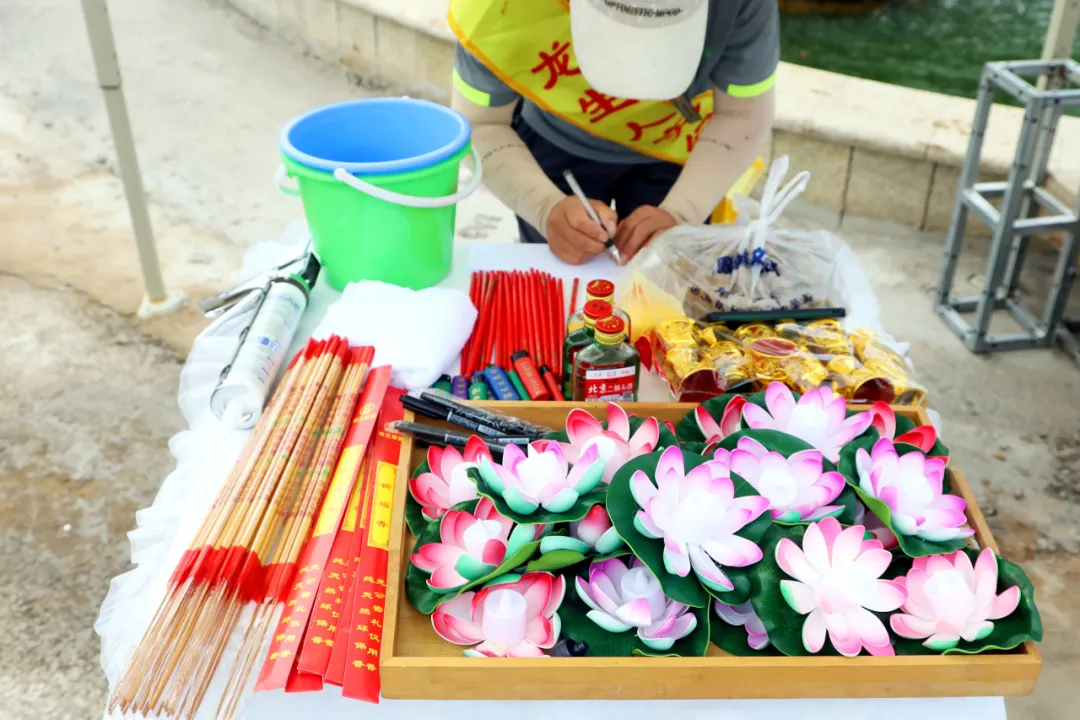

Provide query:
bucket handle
left=331, top=145, right=483, bottom=208
left=274, top=165, right=300, bottom=196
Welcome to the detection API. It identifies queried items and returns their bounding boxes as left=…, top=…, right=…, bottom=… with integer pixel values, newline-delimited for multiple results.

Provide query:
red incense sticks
left=461, top=269, right=570, bottom=391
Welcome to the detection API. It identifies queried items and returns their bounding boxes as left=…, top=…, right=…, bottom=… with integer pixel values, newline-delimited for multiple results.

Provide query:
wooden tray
left=382, top=402, right=1041, bottom=700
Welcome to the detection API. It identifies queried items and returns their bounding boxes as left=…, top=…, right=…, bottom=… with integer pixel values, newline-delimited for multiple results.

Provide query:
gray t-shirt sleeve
left=709, top=0, right=780, bottom=96
left=453, top=44, right=521, bottom=107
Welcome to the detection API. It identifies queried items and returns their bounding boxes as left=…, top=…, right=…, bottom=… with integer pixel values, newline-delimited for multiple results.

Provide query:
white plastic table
left=96, top=239, right=1006, bottom=720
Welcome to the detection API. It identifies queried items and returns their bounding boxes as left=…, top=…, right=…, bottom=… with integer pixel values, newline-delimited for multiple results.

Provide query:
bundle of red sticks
left=459, top=270, right=567, bottom=400
left=108, top=336, right=404, bottom=718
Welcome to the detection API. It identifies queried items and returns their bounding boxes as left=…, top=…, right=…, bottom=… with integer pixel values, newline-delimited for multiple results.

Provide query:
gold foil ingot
left=698, top=324, right=731, bottom=346
left=705, top=341, right=743, bottom=362
left=827, top=355, right=860, bottom=376
left=896, top=386, right=929, bottom=407
left=734, top=324, right=775, bottom=341
left=844, top=368, right=897, bottom=404
left=704, top=342, right=752, bottom=388
left=656, top=317, right=698, bottom=351
left=775, top=322, right=808, bottom=342
left=808, top=318, right=844, bottom=333
left=665, top=347, right=704, bottom=381
left=748, top=337, right=801, bottom=382
left=784, top=357, right=830, bottom=393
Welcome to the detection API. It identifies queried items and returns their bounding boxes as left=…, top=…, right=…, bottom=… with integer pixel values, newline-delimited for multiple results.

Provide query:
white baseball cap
left=570, top=0, right=709, bottom=101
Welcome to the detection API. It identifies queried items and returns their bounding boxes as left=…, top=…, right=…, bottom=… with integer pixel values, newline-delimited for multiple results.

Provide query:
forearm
left=660, top=88, right=775, bottom=224
left=451, top=88, right=566, bottom=237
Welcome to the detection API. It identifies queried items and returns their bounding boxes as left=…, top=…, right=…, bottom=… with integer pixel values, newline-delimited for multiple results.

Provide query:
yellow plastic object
left=710, top=157, right=767, bottom=225
left=619, top=271, right=685, bottom=344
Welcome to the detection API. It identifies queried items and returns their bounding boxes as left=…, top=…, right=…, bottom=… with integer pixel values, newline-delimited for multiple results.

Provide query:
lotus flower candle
left=728, top=437, right=846, bottom=522
left=743, top=383, right=872, bottom=463
left=776, top=517, right=906, bottom=656
left=541, top=504, right=625, bottom=556
left=575, top=557, right=697, bottom=651
left=478, top=443, right=604, bottom=515
left=411, top=498, right=542, bottom=592
left=868, top=402, right=938, bottom=453
left=695, top=396, right=746, bottom=447
left=854, top=438, right=974, bottom=543
left=714, top=600, right=770, bottom=650
left=852, top=500, right=899, bottom=550
left=409, top=436, right=492, bottom=522
left=432, top=572, right=565, bottom=657
left=630, top=446, right=769, bottom=592
left=536, top=404, right=660, bottom=484
left=890, top=549, right=1021, bottom=651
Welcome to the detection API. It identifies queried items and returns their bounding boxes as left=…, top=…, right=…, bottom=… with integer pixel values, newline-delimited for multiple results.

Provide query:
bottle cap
left=585, top=279, right=616, bottom=301
left=595, top=316, right=626, bottom=344
left=583, top=299, right=613, bottom=319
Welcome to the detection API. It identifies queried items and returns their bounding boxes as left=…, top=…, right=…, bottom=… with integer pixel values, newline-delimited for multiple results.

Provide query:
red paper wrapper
left=323, top=457, right=376, bottom=687
left=255, top=366, right=391, bottom=693
left=342, top=388, right=405, bottom=703
left=292, top=366, right=392, bottom=687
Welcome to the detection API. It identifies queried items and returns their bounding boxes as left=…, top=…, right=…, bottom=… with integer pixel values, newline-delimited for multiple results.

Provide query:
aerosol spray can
left=210, top=255, right=320, bottom=428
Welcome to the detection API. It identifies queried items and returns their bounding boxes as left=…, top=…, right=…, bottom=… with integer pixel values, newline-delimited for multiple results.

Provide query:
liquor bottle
left=572, top=316, right=640, bottom=402
left=562, top=299, right=612, bottom=399
left=566, top=279, right=632, bottom=337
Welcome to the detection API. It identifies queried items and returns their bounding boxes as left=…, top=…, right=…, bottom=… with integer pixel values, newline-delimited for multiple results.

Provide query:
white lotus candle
left=481, top=589, right=528, bottom=647
left=620, top=566, right=666, bottom=619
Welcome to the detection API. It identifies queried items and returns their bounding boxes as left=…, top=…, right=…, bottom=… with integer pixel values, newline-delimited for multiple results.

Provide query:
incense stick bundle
left=107, top=336, right=368, bottom=719
left=208, top=348, right=375, bottom=718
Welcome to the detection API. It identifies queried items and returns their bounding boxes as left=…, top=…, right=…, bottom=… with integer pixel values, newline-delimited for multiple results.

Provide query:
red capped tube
left=539, top=365, right=565, bottom=401
left=511, top=350, right=551, bottom=401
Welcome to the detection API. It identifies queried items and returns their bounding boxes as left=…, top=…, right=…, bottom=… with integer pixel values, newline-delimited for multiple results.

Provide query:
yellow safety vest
left=448, top=0, right=714, bottom=165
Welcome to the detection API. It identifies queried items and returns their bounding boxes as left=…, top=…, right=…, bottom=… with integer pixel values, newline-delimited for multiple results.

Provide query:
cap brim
left=570, top=0, right=708, bottom=101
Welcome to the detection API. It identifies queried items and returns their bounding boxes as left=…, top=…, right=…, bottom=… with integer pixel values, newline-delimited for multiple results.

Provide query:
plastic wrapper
left=648, top=317, right=927, bottom=406
left=620, top=156, right=842, bottom=323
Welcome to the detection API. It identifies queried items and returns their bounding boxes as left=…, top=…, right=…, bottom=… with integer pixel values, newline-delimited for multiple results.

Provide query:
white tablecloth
left=96, top=236, right=1004, bottom=719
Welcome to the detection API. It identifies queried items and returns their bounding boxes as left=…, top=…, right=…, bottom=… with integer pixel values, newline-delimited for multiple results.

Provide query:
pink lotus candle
left=480, top=589, right=528, bottom=647
left=620, top=566, right=667, bottom=620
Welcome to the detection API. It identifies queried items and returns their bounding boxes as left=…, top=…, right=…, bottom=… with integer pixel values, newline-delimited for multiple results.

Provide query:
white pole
left=1042, top=0, right=1080, bottom=61
left=80, top=0, right=186, bottom=317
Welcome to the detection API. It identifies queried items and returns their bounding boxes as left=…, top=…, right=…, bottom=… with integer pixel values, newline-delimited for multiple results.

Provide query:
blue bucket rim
left=279, top=97, right=471, bottom=176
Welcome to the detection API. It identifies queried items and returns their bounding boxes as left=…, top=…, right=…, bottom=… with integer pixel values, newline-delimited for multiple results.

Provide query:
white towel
left=312, top=280, right=477, bottom=391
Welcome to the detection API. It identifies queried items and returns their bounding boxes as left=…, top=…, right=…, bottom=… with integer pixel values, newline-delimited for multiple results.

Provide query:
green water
left=780, top=0, right=1079, bottom=99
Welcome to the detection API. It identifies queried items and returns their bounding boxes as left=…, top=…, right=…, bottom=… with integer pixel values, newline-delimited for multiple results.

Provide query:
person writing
left=448, top=0, right=777, bottom=264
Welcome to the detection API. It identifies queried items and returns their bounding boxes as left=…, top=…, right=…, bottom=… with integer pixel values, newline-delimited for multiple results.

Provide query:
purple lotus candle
left=620, top=566, right=667, bottom=620
left=480, top=589, right=527, bottom=647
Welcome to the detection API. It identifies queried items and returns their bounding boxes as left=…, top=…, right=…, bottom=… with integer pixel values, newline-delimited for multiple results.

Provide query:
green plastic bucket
left=277, top=98, right=481, bottom=291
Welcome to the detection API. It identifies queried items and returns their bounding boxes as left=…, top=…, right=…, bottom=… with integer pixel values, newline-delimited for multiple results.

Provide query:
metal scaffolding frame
left=934, top=59, right=1080, bottom=366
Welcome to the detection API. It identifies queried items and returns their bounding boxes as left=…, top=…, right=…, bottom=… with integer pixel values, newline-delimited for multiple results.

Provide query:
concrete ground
left=0, top=1, right=1077, bottom=718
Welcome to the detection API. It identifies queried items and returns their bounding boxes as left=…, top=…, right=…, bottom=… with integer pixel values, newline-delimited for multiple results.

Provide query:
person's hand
left=614, top=205, right=679, bottom=262
left=545, top=195, right=617, bottom=265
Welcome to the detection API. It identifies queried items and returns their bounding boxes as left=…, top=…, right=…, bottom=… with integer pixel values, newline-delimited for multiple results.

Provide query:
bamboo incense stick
left=188, top=344, right=357, bottom=715
left=109, top=337, right=361, bottom=719
left=111, top=348, right=314, bottom=711
left=213, top=354, right=372, bottom=717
